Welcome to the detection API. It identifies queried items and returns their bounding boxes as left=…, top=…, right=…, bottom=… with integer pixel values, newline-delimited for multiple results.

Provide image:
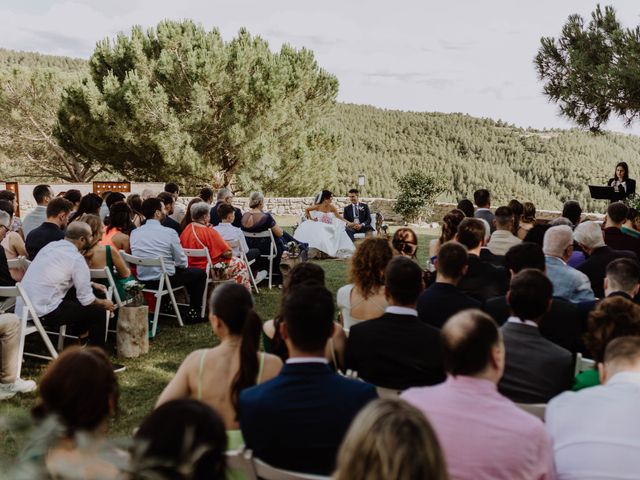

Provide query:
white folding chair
left=574, top=352, right=597, bottom=376
left=226, top=448, right=330, bottom=480
left=243, top=230, right=277, bottom=289
left=183, top=248, right=213, bottom=318
left=516, top=402, right=547, bottom=422
left=120, top=253, right=184, bottom=338
left=89, top=267, right=118, bottom=341
left=228, top=239, right=259, bottom=294
left=375, top=386, right=402, bottom=398
left=0, top=283, right=58, bottom=379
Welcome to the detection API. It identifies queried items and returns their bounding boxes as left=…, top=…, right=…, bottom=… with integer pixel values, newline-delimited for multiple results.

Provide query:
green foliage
left=394, top=170, right=445, bottom=222
left=54, top=21, right=339, bottom=194
left=535, top=4, right=640, bottom=131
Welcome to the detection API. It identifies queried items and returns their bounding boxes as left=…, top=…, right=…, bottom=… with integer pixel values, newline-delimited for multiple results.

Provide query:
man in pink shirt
left=402, top=309, right=555, bottom=480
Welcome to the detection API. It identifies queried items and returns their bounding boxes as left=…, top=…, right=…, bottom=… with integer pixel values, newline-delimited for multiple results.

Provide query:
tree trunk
left=117, top=305, right=149, bottom=358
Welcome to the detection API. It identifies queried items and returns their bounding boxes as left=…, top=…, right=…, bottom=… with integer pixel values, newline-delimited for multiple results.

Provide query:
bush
left=393, top=171, right=444, bottom=223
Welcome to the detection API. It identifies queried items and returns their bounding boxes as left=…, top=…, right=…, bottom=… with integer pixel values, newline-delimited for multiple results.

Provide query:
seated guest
left=164, top=182, right=185, bottom=224
left=499, top=269, right=573, bottom=403
left=575, top=295, right=640, bottom=391
left=0, top=200, right=27, bottom=281
left=180, top=202, right=250, bottom=290
left=62, top=189, right=82, bottom=213
left=156, top=283, right=282, bottom=445
left=487, top=206, right=522, bottom=255
left=20, top=222, right=116, bottom=349
left=574, top=221, right=637, bottom=298
left=210, top=187, right=242, bottom=227
left=456, top=198, right=475, bottom=218
left=0, top=312, right=36, bottom=399
left=157, top=191, right=182, bottom=235
left=178, top=197, right=202, bottom=232
left=198, top=186, right=214, bottom=204
left=391, top=227, right=419, bottom=259
left=241, top=191, right=286, bottom=284
left=562, top=200, right=582, bottom=227
left=508, top=199, right=523, bottom=236
left=264, top=263, right=347, bottom=369
left=473, top=188, right=495, bottom=232
left=484, top=242, right=583, bottom=353
left=604, top=201, right=640, bottom=256
left=337, top=237, right=392, bottom=330
left=429, top=208, right=465, bottom=261
left=31, top=347, right=125, bottom=478
left=22, top=184, right=52, bottom=237
left=133, top=399, right=227, bottom=480
left=0, top=190, right=23, bottom=235
left=333, top=398, right=448, bottom=480
left=213, top=202, right=262, bottom=272
left=343, top=188, right=375, bottom=241
left=455, top=218, right=509, bottom=302
left=69, top=193, right=102, bottom=223
left=130, top=198, right=207, bottom=323
left=239, top=285, right=377, bottom=475
left=127, top=193, right=145, bottom=227
left=517, top=202, right=536, bottom=239
left=101, top=201, right=134, bottom=252
left=25, top=197, right=72, bottom=260
left=543, top=225, right=596, bottom=303
left=604, top=258, right=640, bottom=301
left=402, top=309, right=555, bottom=480
left=418, top=241, right=481, bottom=328
left=622, top=207, right=640, bottom=238
left=346, top=256, right=445, bottom=390
left=0, top=211, right=16, bottom=287
left=523, top=222, right=550, bottom=246
left=547, top=336, right=640, bottom=479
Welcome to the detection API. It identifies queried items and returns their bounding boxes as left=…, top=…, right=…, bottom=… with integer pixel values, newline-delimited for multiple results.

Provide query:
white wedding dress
left=294, top=211, right=355, bottom=258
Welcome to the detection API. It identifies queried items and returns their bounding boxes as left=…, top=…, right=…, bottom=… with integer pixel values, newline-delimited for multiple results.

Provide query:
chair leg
left=268, top=256, right=273, bottom=289
left=200, top=279, right=209, bottom=318
left=151, top=292, right=163, bottom=338
left=247, top=258, right=259, bottom=294
left=166, top=284, right=184, bottom=327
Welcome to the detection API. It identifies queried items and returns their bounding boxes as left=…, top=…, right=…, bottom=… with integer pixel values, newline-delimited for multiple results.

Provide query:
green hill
left=1, top=48, right=639, bottom=211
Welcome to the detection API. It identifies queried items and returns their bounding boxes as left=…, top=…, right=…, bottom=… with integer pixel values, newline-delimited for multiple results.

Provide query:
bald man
left=402, top=310, right=555, bottom=480
left=19, top=221, right=116, bottom=353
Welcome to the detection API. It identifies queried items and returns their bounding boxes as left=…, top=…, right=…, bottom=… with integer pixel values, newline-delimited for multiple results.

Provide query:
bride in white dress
left=294, top=190, right=355, bottom=258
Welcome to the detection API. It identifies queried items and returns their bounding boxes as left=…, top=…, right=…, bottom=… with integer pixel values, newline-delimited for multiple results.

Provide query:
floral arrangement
left=283, top=241, right=302, bottom=258
left=124, top=280, right=145, bottom=307
left=212, top=261, right=228, bottom=280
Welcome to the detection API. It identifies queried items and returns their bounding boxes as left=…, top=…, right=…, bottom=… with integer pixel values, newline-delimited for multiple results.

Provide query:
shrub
left=393, top=171, right=444, bottom=223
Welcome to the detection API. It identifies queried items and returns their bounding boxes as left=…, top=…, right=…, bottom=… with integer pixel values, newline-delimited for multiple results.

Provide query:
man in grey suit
left=473, top=189, right=495, bottom=233
left=499, top=269, right=573, bottom=403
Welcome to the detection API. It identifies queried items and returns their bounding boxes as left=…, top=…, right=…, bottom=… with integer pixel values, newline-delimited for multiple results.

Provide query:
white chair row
left=226, top=448, right=330, bottom=480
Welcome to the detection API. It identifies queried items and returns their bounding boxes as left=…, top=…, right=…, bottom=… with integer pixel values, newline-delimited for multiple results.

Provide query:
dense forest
left=1, top=48, right=638, bottom=211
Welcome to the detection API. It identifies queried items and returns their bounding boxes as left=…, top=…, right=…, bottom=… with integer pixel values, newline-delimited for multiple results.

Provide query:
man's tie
left=353, top=204, right=357, bottom=219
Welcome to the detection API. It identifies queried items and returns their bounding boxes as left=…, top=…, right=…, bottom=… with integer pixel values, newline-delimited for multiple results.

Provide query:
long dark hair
left=315, top=190, right=333, bottom=204
left=209, top=283, right=261, bottom=415
left=181, top=197, right=203, bottom=231
left=70, top=193, right=102, bottom=222
left=615, top=161, right=630, bottom=181
left=106, top=201, right=135, bottom=235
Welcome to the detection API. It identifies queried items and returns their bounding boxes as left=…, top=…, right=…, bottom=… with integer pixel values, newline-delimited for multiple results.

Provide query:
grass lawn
left=0, top=231, right=434, bottom=461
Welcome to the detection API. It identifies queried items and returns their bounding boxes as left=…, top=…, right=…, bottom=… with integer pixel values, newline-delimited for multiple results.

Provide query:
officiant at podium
left=608, top=161, right=636, bottom=201
left=343, top=189, right=374, bottom=240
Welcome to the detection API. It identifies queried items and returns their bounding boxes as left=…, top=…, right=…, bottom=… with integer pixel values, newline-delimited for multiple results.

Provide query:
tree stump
left=117, top=305, right=149, bottom=358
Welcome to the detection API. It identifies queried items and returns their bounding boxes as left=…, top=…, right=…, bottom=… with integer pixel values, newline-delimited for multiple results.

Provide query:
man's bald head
left=65, top=221, right=91, bottom=241
left=442, top=309, right=501, bottom=377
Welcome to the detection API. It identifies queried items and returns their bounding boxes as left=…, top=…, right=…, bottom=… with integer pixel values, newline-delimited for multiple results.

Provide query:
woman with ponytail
left=156, top=283, right=282, bottom=448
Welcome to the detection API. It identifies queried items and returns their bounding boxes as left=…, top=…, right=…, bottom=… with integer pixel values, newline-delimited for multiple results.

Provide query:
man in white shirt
left=487, top=206, right=522, bottom=256
left=547, top=335, right=640, bottom=479
left=130, top=198, right=206, bottom=323
left=19, top=222, right=115, bottom=348
left=22, top=184, right=52, bottom=237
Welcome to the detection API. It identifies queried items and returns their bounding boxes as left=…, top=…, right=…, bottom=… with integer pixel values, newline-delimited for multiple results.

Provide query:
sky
left=2, top=0, right=640, bottom=133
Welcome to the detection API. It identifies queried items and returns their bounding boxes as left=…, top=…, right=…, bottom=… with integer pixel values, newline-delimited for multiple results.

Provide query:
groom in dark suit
left=343, top=188, right=374, bottom=240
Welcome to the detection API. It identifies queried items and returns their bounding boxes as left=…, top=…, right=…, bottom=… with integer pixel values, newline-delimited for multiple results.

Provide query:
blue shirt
left=22, top=205, right=47, bottom=238
left=130, top=219, right=187, bottom=280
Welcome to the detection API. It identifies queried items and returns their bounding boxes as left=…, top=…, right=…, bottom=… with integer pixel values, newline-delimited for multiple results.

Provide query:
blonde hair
left=333, top=398, right=448, bottom=480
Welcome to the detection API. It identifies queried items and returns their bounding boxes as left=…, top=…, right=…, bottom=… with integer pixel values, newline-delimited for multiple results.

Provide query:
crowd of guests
left=5, top=184, right=640, bottom=479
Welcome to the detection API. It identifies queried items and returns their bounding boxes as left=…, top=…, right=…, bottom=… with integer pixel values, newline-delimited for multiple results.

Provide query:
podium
left=589, top=185, right=622, bottom=202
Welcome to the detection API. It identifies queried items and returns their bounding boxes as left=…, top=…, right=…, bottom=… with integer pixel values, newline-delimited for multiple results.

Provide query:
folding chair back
left=227, top=239, right=259, bottom=293
left=574, top=352, right=597, bottom=376
left=1, top=284, right=58, bottom=378
left=120, top=252, right=184, bottom=337
left=243, top=230, right=277, bottom=289
left=183, top=248, right=213, bottom=317
left=516, top=402, right=547, bottom=422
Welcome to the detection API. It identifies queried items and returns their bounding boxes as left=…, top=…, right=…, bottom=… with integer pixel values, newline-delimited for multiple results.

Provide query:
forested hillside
left=1, top=48, right=639, bottom=211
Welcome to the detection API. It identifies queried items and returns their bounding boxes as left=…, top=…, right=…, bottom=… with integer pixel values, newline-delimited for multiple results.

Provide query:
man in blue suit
left=343, top=188, right=374, bottom=240
left=239, top=285, right=377, bottom=475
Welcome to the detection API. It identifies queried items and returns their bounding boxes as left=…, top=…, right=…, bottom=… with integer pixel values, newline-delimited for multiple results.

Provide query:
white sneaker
left=0, top=378, right=37, bottom=400
left=254, top=270, right=268, bottom=284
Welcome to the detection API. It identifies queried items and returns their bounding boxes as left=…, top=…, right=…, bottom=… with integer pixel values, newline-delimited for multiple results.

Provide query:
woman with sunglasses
left=392, top=228, right=419, bottom=259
